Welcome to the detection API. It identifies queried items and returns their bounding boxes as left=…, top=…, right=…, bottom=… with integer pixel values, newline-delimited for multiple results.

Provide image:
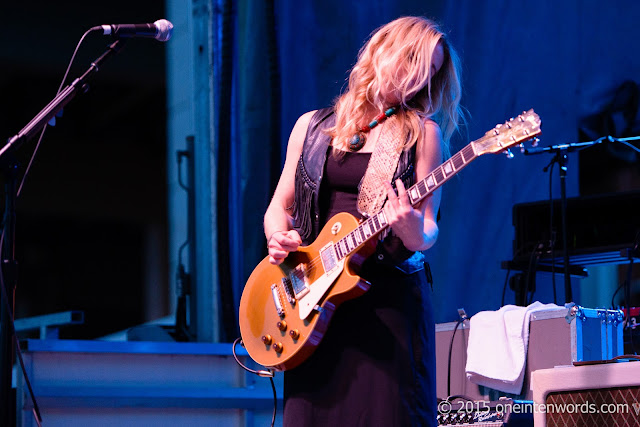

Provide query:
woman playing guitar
left=262, top=16, right=464, bottom=426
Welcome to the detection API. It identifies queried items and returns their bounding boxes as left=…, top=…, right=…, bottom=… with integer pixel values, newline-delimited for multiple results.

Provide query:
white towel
left=465, top=301, right=563, bottom=395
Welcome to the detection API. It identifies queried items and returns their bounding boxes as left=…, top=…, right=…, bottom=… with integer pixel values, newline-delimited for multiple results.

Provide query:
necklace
left=348, top=106, right=398, bottom=152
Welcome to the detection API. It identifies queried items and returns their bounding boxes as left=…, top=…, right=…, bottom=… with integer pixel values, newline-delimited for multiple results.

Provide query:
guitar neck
left=334, top=142, right=478, bottom=261
left=333, top=107, right=542, bottom=261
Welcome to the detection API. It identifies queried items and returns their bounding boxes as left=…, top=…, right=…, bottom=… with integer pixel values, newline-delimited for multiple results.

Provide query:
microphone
left=94, top=19, right=173, bottom=42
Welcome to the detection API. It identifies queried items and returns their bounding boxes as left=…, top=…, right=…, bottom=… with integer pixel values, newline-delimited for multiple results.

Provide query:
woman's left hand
left=383, top=179, right=428, bottom=251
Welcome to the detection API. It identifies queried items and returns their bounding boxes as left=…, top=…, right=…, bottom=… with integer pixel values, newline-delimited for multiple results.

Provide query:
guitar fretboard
left=334, top=142, right=478, bottom=261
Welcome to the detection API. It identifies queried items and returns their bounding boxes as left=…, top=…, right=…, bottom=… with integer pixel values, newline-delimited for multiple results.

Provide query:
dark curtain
left=213, top=0, right=640, bottom=334
left=213, top=0, right=282, bottom=340
left=212, top=0, right=236, bottom=344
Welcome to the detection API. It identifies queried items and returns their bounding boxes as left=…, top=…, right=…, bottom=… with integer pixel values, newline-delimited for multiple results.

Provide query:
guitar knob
left=273, top=342, right=283, bottom=353
left=289, top=329, right=300, bottom=340
left=277, top=321, right=287, bottom=331
left=261, top=335, right=272, bottom=345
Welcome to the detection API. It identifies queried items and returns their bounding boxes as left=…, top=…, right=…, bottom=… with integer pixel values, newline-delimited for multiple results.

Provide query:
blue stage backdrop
left=188, top=0, right=640, bottom=339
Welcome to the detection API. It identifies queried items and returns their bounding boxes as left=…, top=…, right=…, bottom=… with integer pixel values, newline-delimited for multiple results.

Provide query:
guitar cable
left=232, top=337, right=277, bottom=427
left=447, top=309, right=468, bottom=399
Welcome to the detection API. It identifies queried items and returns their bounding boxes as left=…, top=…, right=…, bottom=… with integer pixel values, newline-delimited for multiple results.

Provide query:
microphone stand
left=0, top=156, right=18, bottom=426
left=523, top=135, right=640, bottom=304
left=0, top=39, right=127, bottom=426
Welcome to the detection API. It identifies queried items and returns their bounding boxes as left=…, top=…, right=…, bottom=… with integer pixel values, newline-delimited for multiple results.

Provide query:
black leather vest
left=292, top=107, right=416, bottom=246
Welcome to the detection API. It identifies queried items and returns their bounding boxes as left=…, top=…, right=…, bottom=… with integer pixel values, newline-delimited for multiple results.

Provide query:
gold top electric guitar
left=239, top=110, right=542, bottom=371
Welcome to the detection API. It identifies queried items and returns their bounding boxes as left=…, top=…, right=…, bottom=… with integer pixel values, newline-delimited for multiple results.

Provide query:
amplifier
left=437, top=398, right=533, bottom=426
left=435, top=306, right=624, bottom=401
left=532, top=361, right=640, bottom=427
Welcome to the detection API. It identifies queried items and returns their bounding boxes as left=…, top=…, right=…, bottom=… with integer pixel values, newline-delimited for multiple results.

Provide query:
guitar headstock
left=473, top=109, right=542, bottom=157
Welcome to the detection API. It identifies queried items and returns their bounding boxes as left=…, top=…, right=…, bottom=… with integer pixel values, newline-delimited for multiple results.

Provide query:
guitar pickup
left=319, top=242, right=339, bottom=274
left=290, top=265, right=310, bottom=299
left=281, top=276, right=296, bottom=305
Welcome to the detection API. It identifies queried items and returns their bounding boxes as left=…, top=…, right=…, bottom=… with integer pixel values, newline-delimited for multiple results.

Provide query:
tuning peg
left=505, top=149, right=515, bottom=159
left=519, top=143, right=525, bottom=153
left=531, top=137, right=540, bottom=147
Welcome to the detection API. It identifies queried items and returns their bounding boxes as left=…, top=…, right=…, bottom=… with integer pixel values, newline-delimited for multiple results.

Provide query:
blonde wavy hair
left=330, top=16, right=463, bottom=158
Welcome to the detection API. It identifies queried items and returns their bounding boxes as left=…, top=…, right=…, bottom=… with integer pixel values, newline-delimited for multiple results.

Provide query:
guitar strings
left=291, top=229, right=371, bottom=279
left=296, top=213, right=386, bottom=277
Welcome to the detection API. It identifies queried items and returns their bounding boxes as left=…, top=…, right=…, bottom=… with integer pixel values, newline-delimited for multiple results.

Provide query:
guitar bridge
left=281, top=276, right=296, bottom=305
left=270, top=283, right=285, bottom=317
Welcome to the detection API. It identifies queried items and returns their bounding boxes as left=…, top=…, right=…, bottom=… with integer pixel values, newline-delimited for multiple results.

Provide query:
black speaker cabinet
left=531, top=361, right=640, bottom=426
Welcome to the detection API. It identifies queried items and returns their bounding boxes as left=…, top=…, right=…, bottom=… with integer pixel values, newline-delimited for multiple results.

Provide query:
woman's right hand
left=267, top=230, right=302, bottom=265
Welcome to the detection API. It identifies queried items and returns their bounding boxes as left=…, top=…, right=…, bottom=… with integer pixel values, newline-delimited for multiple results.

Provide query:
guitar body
left=239, top=212, right=374, bottom=371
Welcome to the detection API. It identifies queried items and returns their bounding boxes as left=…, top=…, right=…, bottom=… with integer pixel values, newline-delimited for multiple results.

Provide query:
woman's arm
left=263, top=110, right=316, bottom=264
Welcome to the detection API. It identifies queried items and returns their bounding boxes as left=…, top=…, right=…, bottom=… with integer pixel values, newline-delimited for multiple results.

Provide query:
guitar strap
left=357, top=115, right=405, bottom=217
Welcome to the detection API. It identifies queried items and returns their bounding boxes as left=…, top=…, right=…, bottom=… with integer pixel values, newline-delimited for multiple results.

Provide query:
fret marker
left=363, top=222, right=372, bottom=237
left=340, top=240, right=348, bottom=255
left=346, top=237, right=354, bottom=251
left=372, top=216, right=380, bottom=230
left=379, top=212, right=388, bottom=226
left=444, top=161, right=453, bottom=175
left=426, top=175, right=435, bottom=189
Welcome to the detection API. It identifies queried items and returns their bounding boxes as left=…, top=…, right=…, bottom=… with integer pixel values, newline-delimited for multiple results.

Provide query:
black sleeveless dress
left=283, top=150, right=437, bottom=426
